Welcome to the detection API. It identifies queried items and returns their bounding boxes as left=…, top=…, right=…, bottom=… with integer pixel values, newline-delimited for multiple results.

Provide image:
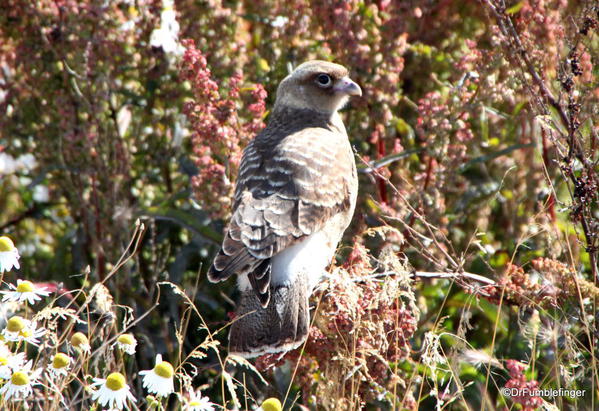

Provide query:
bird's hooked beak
left=334, top=76, right=362, bottom=97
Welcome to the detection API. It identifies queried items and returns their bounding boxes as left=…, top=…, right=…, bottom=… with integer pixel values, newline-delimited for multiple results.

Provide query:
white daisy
left=47, top=352, right=71, bottom=377
left=70, top=332, right=91, bottom=353
left=0, top=236, right=20, bottom=273
left=0, top=152, right=18, bottom=175
left=0, top=360, right=42, bottom=400
left=0, top=343, right=26, bottom=379
left=139, top=354, right=175, bottom=397
left=1, top=279, right=50, bottom=304
left=185, top=390, right=216, bottom=411
left=114, top=333, right=137, bottom=355
left=2, top=315, right=26, bottom=341
left=149, top=0, right=184, bottom=56
left=270, top=15, right=289, bottom=28
left=91, top=372, right=136, bottom=410
left=2, top=316, right=46, bottom=346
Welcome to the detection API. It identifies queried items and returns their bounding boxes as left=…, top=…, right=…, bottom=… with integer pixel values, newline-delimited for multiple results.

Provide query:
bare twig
left=414, top=271, right=496, bottom=286
left=352, top=270, right=496, bottom=286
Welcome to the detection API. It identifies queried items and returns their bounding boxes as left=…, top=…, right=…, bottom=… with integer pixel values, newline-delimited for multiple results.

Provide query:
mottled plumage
left=207, top=60, right=361, bottom=357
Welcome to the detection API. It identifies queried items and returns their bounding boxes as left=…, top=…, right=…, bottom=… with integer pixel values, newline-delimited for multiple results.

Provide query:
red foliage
left=180, top=39, right=266, bottom=218
left=504, top=360, right=543, bottom=410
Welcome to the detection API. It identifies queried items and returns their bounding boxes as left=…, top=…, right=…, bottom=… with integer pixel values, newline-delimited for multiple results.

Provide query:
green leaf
left=480, top=106, right=489, bottom=141
left=484, top=106, right=509, bottom=119
left=143, top=205, right=222, bottom=245
left=506, top=1, right=525, bottom=15
left=459, top=142, right=535, bottom=172
left=395, top=117, right=415, bottom=141
left=358, top=148, right=423, bottom=172
left=512, top=99, right=528, bottom=115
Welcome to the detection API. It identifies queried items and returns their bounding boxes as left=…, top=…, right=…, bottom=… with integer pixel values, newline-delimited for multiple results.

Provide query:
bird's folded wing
left=207, top=127, right=354, bottom=305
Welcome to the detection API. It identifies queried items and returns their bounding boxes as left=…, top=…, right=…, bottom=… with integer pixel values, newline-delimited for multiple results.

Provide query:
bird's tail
left=229, top=272, right=310, bottom=358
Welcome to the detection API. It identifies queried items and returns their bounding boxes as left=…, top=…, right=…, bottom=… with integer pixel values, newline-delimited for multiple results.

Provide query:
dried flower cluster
left=485, top=257, right=599, bottom=310
left=255, top=243, right=418, bottom=408
left=503, top=360, right=543, bottom=411
left=180, top=40, right=266, bottom=218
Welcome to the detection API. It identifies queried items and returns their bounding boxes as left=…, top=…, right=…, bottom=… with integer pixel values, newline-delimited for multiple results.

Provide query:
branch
left=354, top=270, right=496, bottom=287
left=414, top=271, right=496, bottom=286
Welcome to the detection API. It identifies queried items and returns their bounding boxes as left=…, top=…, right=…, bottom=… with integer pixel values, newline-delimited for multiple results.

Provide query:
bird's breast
left=270, top=230, right=336, bottom=291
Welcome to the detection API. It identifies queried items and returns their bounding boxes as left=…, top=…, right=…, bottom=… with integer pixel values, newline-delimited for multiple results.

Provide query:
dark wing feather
left=207, top=116, right=354, bottom=307
left=249, top=259, right=271, bottom=306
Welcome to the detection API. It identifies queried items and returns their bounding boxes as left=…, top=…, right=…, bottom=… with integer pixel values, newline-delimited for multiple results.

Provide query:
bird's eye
left=315, top=74, right=332, bottom=87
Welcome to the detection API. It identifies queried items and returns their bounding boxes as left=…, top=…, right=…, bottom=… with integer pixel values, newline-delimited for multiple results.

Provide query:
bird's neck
left=269, top=105, right=344, bottom=133
left=251, top=106, right=347, bottom=152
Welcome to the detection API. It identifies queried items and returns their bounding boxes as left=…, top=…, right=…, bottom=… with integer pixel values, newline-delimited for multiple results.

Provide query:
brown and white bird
left=207, top=60, right=361, bottom=358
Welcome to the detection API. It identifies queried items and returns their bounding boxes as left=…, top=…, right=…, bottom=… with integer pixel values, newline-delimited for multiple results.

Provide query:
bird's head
left=275, top=60, right=362, bottom=114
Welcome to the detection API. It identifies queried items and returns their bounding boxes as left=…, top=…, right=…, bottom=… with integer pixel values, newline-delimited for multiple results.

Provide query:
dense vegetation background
left=0, top=0, right=597, bottom=409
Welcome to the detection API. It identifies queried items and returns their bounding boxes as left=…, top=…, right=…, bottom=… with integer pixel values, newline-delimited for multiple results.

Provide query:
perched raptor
left=208, top=60, right=361, bottom=358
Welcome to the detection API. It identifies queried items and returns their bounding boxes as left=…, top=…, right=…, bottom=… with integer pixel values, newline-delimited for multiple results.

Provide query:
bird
left=207, top=60, right=361, bottom=358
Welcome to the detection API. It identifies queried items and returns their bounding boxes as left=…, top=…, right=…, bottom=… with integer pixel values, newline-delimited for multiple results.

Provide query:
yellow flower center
left=105, top=372, right=126, bottom=391
left=6, top=316, right=25, bottom=333
left=16, top=281, right=34, bottom=293
left=53, top=353, right=70, bottom=369
left=0, top=356, right=7, bottom=366
left=117, top=334, right=135, bottom=346
left=10, top=371, right=29, bottom=386
left=0, top=236, right=15, bottom=252
left=153, top=361, right=174, bottom=379
left=261, top=398, right=282, bottom=411
left=19, top=329, right=32, bottom=338
left=71, top=332, right=89, bottom=348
